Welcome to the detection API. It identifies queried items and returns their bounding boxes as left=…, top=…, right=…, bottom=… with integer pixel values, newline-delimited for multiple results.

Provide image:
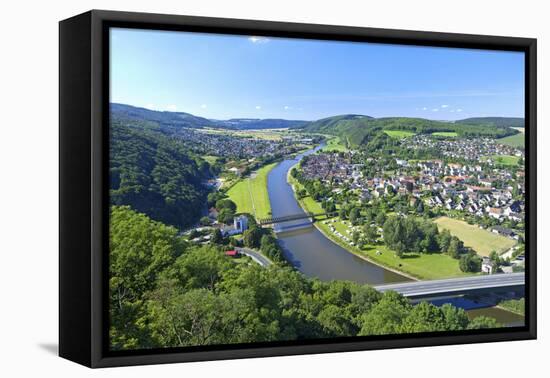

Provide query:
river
left=267, top=145, right=409, bottom=285
left=266, top=145, right=524, bottom=326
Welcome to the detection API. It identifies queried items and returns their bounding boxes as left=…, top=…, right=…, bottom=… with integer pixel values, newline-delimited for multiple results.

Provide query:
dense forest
left=110, top=120, right=212, bottom=228
left=110, top=206, right=500, bottom=351
left=299, top=115, right=521, bottom=147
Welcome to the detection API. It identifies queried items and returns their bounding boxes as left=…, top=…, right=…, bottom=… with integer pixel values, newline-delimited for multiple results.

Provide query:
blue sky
left=110, top=28, right=525, bottom=121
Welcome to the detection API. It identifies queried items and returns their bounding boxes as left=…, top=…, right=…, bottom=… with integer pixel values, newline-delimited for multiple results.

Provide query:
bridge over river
left=258, top=212, right=334, bottom=226
left=373, top=272, right=525, bottom=299
left=265, top=144, right=525, bottom=325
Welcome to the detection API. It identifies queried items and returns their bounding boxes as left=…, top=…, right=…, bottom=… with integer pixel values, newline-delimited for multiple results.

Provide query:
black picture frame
left=59, top=9, right=537, bottom=368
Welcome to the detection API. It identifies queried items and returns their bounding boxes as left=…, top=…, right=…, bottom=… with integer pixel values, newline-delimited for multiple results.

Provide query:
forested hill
left=111, top=103, right=215, bottom=131
left=456, top=117, right=524, bottom=128
left=110, top=205, right=501, bottom=350
left=110, top=119, right=212, bottom=228
left=299, top=114, right=374, bottom=134
left=111, top=103, right=307, bottom=130
left=298, top=116, right=520, bottom=147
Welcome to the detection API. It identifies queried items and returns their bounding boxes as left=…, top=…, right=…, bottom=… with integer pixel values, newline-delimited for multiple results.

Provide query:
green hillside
left=111, top=103, right=215, bottom=131
left=456, top=117, right=524, bottom=128
left=300, top=116, right=519, bottom=148
left=300, top=114, right=373, bottom=132
left=498, top=133, right=525, bottom=148
left=110, top=120, right=212, bottom=228
left=109, top=205, right=501, bottom=350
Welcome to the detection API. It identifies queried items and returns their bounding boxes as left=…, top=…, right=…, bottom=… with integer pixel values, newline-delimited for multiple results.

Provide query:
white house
left=233, top=215, right=248, bottom=234
left=481, top=257, right=495, bottom=274
left=223, top=215, right=249, bottom=236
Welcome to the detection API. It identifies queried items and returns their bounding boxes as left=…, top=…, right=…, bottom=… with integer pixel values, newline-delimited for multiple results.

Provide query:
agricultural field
left=321, top=136, right=349, bottom=152
left=434, top=216, right=517, bottom=256
left=197, top=127, right=286, bottom=141
left=432, top=131, right=458, bottom=137
left=498, top=133, right=525, bottom=148
left=227, top=163, right=276, bottom=220
left=383, top=130, right=416, bottom=138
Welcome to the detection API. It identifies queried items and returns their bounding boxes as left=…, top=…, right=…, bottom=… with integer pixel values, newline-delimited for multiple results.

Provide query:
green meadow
left=432, top=131, right=458, bottom=137
left=383, top=130, right=416, bottom=138
left=321, top=136, right=349, bottom=152
left=435, top=217, right=516, bottom=256
left=227, top=163, right=277, bottom=220
left=498, top=133, right=524, bottom=148
left=492, top=155, right=520, bottom=166
left=315, top=218, right=470, bottom=280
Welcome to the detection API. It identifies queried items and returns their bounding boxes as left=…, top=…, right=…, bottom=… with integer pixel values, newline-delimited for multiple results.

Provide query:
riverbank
left=227, top=163, right=277, bottom=220
left=287, top=164, right=417, bottom=280
left=269, top=145, right=407, bottom=284
left=496, top=298, right=525, bottom=316
left=287, top=162, right=472, bottom=281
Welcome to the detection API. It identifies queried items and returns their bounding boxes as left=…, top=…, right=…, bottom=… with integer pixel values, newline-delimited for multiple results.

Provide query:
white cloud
left=284, top=106, right=291, bottom=110
left=165, top=104, right=178, bottom=111
left=255, top=105, right=262, bottom=110
left=432, top=108, right=439, bottom=112
left=200, top=104, right=207, bottom=109
left=456, top=109, right=463, bottom=112
left=441, top=104, right=449, bottom=108
left=145, top=103, right=156, bottom=110
left=248, top=36, right=269, bottom=44
left=450, top=110, right=455, bottom=113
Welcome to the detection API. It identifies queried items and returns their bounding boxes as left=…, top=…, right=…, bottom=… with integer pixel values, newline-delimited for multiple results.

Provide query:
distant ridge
left=110, top=103, right=307, bottom=130
left=110, top=103, right=215, bottom=129
left=110, top=103, right=522, bottom=148
left=456, top=117, right=524, bottom=128
left=299, top=115, right=521, bottom=147
left=216, top=118, right=308, bottom=130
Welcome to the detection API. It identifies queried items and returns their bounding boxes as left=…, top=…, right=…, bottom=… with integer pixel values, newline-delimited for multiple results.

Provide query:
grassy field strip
left=434, top=216, right=516, bottom=256
left=197, top=127, right=285, bottom=141
left=498, top=133, right=524, bottom=148
left=482, top=154, right=520, bottom=166
left=320, top=136, right=349, bottom=152
left=287, top=171, right=327, bottom=215
left=432, top=132, right=458, bottom=137
left=247, top=179, right=257, bottom=216
left=491, top=155, right=520, bottom=166
left=227, top=163, right=276, bottom=220
left=383, top=130, right=416, bottom=138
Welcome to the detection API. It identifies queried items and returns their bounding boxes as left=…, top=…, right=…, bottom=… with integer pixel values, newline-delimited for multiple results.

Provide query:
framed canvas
left=59, top=10, right=537, bottom=368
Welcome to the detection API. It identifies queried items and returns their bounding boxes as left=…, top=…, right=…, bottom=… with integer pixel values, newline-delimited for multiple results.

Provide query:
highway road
left=237, top=247, right=273, bottom=267
left=373, top=272, right=524, bottom=298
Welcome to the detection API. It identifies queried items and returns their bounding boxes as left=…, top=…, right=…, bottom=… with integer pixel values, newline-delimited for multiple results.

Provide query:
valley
left=108, top=103, right=526, bottom=350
